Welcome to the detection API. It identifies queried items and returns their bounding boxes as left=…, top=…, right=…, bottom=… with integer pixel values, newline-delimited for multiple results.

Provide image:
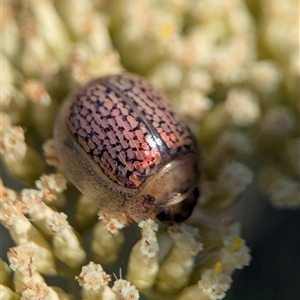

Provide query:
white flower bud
left=8, top=244, right=36, bottom=277
left=91, top=221, right=124, bottom=265
left=127, top=219, right=159, bottom=291
left=225, top=88, right=260, bottom=126
left=76, top=262, right=111, bottom=292
left=49, top=212, right=86, bottom=267
left=268, top=177, right=300, bottom=208
left=42, top=139, right=61, bottom=168
left=156, top=224, right=203, bottom=294
left=198, top=264, right=232, bottom=300
left=221, top=238, right=251, bottom=274
left=1, top=189, right=56, bottom=275
left=112, top=279, right=139, bottom=300
left=20, top=283, right=60, bottom=300
left=218, top=161, right=253, bottom=196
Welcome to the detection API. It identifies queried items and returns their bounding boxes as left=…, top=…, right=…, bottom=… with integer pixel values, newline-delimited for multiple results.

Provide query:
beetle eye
left=156, top=209, right=173, bottom=224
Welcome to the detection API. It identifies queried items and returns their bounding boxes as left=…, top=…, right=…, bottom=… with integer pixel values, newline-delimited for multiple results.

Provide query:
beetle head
left=128, top=154, right=200, bottom=223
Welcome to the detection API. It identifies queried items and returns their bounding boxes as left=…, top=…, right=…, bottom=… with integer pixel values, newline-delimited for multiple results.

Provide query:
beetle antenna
left=112, top=273, right=118, bottom=281
left=112, top=268, right=123, bottom=280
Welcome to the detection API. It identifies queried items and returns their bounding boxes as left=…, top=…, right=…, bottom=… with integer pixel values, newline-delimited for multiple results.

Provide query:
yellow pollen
left=229, top=237, right=243, bottom=252
left=89, top=57, right=102, bottom=69
left=213, top=262, right=222, bottom=275
left=159, top=23, right=173, bottom=38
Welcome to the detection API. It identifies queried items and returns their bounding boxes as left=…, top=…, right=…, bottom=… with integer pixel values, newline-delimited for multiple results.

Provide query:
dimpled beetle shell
left=54, top=73, right=200, bottom=223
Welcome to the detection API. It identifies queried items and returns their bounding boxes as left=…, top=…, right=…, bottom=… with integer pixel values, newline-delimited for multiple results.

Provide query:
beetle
left=54, top=73, right=200, bottom=224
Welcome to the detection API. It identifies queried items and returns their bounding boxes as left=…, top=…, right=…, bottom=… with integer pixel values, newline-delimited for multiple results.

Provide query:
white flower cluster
left=168, top=223, right=204, bottom=255
left=99, top=212, right=132, bottom=233
left=198, top=265, right=233, bottom=300
left=218, top=161, right=253, bottom=196
left=139, top=219, right=159, bottom=258
left=268, top=177, right=300, bottom=209
left=76, top=261, right=111, bottom=291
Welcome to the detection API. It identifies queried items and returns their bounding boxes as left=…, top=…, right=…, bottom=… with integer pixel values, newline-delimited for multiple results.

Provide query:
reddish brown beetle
left=54, top=73, right=200, bottom=223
